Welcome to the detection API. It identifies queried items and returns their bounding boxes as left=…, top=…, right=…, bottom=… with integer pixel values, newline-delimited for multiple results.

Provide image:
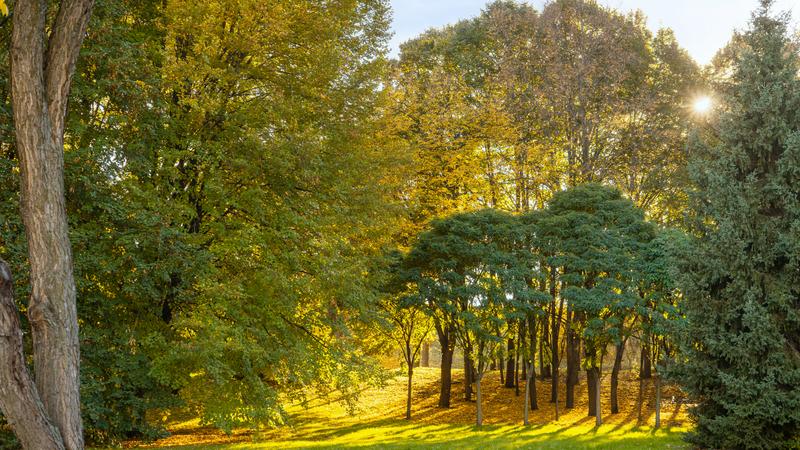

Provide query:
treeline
left=387, top=184, right=683, bottom=426
left=1, top=0, right=701, bottom=444
left=2, top=0, right=800, bottom=449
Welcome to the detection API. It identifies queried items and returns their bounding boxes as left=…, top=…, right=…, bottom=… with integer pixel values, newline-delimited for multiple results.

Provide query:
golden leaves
left=0, top=0, right=7, bottom=16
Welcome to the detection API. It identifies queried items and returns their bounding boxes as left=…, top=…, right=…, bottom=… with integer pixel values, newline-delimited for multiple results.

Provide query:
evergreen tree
left=676, top=2, right=800, bottom=448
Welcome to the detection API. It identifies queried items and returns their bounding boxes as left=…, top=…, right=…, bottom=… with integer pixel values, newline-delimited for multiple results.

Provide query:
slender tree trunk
left=464, top=351, right=474, bottom=401
left=527, top=316, right=538, bottom=413
left=504, top=338, right=515, bottom=388
left=610, top=341, right=625, bottom=414
left=540, top=304, right=550, bottom=380
left=10, top=1, right=95, bottom=448
left=595, top=368, right=602, bottom=426
left=566, top=309, right=578, bottom=409
left=520, top=321, right=527, bottom=382
left=514, top=329, right=521, bottom=396
left=640, top=344, right=652, bottom=379
left=587, top=367, right=597, bottom=417
left=476, top=375, right=483, bottom=426
left=405, top=366, right=413, bottom=420
left=0, top=261, right=65, bottom=450
left=524, top=362, right=534, bottom=425
left=550, top=270, right=561, bottom=400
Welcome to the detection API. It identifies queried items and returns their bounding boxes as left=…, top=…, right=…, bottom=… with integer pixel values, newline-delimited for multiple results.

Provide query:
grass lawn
left=140, top=421, right=688, bottom=449
left=125, top=368, right=691, bottom=449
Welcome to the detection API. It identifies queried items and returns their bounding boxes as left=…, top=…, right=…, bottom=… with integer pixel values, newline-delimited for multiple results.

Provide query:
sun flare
left=693, top=96, right=713, bottom=114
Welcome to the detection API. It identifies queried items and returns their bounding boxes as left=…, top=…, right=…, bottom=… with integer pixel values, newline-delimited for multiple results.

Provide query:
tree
left=379, top=262, right=434, bottom=421
left=403, top=209, right=533, bottom=424
left=0, top=0, right=94, bottom=448
left=676, top=2, right=800, bottom=448
left=538, top=184, right=654, bottom=425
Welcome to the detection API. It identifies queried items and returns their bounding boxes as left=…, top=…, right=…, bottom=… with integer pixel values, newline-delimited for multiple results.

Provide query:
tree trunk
left=475, top=376, right=483, bottom=426
left=550, top=303, right=560, bottom=402
left=504, top=338, right=515, bottom=388
left=565, top=309, right=578, bottom=409
left=540, top=305, right=550, bottom=380
left=610, top=341, right=625, bottom=414
left=514, top=330, right=521, bottom=396
left=587, top=367, right=597, bottom=417
left=464, top=351, right=474, bottom=401
left=524, top=362, right=534, bottom=425
left=527, top=316, right=538, bottom=413
left=595, top=368, right=602, bottom=426
left=640, top=344, right=652, bottom=379
left=436, top=327, right=453, bottom=408
left=499, top=359, right=505, bottom=385
left=0, top=261, right=65, bottom=450
left=10, top=1, right=95, bottom=448
left=520, top=320, right=527, bottom=381
left=405, top=365, right=414, bottom=420
left=421, top=342, right=430, bottom=367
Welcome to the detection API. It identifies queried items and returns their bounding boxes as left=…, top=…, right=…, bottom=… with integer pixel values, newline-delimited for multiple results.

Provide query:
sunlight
left=692, top=96, right=713, bottom=115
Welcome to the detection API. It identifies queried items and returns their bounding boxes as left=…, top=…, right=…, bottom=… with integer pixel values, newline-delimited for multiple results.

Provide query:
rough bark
left=610, top=341, right=625, bottom=414
left=10, top=0, right=94, bottom=448
left=0, top=261, right=65, bottom=450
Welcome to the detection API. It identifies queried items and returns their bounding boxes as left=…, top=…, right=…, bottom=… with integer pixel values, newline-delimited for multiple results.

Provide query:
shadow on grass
left=140, top=418, right=688, bottom=450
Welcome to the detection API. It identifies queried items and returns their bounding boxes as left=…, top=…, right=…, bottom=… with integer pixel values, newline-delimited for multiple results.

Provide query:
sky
left=388, top=0, right=798, bottom=65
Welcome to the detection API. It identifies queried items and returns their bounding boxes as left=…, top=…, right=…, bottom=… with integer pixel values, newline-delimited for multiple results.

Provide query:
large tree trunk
left=610, top=341, right=625, bottom=414
left=0, top=261, right=65, bottom=450
left=420, top=342, right=430, bottom=367
left=10, top=1, right=94, bottom=448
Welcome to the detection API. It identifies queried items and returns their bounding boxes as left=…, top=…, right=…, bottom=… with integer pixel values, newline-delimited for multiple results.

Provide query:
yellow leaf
left=0, top=1, right=7, bottom=16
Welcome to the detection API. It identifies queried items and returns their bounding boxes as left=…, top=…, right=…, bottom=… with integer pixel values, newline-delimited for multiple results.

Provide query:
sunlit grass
left=126, top=367, right=690, bottom=449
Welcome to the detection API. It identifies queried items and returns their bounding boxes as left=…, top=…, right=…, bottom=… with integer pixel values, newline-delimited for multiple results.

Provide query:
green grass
left=145, top=419, right=688, bottom=449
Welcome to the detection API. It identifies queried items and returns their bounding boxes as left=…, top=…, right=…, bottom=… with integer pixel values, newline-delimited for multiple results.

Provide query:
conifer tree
left=676, top=2, right=800, bottom=448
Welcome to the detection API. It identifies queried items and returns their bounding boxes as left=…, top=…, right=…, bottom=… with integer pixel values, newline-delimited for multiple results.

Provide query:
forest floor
left=121, top=367, right=691, bottom=449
